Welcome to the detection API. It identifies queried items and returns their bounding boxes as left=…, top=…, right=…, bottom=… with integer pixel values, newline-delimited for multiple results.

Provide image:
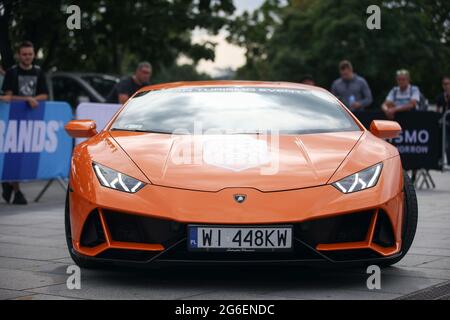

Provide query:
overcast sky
left=190, top=0, right=266, bottom=76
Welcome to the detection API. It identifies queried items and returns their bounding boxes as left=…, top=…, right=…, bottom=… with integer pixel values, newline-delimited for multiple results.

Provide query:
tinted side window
left=51, top=76, right=91, bottom=108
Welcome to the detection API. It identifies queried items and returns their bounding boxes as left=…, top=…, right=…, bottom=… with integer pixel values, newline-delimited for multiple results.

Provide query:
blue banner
left=0, top=101, right=73, bottom=181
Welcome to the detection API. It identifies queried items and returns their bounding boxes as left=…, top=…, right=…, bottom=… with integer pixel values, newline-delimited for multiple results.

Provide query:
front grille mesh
left=79, top=209, right=395, bottom=262
left=103, top=210, right=184, bottom=247
left=295, top=211, right=373, bottom=246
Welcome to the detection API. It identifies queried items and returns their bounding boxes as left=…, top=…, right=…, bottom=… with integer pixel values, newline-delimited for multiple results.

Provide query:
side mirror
left=65, top=120, right=98, bottom=138
left=369, top=120, right=402, bottom=139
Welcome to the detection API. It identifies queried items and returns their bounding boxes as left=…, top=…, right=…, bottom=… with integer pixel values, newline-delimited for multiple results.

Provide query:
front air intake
left=295, top=211, right=374, bottom=246
left=103, top=210, right=184, bottom=247
left=373, top=210, right=396, bottom=247
left=80, top=210, right=106, bottom=247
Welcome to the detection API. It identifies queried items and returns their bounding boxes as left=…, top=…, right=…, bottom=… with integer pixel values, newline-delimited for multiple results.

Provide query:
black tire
left=379, top=171, right=418, bottom=267
left=65, top=189, right=101, bottom=269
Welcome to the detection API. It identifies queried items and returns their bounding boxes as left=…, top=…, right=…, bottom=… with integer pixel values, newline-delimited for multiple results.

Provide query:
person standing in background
left=300, top=75, right=315, bottom=86
left=382, top=69, right=422, bottom=183
left=107, top=62, right=152, bottom=104
left=436, top=76, right=450, bottom=165
left=331, top=60, right=373, bottom=112
left=1, top=41, right=48, bottom=108
left=1, top=40, right=49, bottom=205
left=0, top=66, right=5, bottom=93
left=381, top=69, right=421, bottom=120
left=436, top=76, right=450, bottom=114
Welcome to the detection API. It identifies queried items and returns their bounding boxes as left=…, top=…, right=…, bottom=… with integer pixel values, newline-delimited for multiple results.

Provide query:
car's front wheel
left=379, top=171, right=418, bottom=267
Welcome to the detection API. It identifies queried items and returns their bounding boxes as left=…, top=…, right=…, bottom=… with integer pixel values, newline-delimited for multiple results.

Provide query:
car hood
left=110, top=131, right=363, bottom=192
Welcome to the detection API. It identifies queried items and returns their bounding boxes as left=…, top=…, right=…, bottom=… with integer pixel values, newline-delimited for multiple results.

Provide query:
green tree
left=226, top=0, right=283, bottom=80
left=154, top=63, right=211, bottom=83
left=230, top=0, right=450, bottom=106
left=0, top=0, right=235, bottom=76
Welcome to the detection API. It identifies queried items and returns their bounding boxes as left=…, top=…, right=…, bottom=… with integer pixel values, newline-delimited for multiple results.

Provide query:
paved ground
left=0, top=172, right=449, bottom=300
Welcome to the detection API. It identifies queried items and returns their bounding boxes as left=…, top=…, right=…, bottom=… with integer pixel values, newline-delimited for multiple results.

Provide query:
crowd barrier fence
left=0, top=101, right=72, bottom=183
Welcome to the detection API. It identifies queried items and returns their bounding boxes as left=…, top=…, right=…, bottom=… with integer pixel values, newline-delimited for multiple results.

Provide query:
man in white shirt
left=382, top=69, right=421, bottom=120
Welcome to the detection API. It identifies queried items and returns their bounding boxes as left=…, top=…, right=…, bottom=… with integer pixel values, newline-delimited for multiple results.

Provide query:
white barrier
left=75, top=102, right=121, bottom=144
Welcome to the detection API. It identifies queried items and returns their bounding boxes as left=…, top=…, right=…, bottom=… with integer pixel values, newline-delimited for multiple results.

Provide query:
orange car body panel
left=65, top=120, right=98, bottom=138
left=68, top=81, right=404, bottom=259
left=369, top=120, right=402, bottom=139
left=109, top=131, right=365, bottom=192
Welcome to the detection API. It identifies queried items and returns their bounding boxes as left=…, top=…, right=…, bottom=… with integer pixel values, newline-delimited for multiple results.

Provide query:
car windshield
left=111, top=86, right=360, bottom=134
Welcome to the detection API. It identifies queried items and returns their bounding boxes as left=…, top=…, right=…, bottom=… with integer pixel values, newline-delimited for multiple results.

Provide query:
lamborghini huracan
left=64, top=81, right=417, bottom=268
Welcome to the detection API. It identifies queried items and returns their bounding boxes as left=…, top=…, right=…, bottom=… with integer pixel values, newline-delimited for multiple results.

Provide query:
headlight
left=93, top=163, right=145, bottom=193
left=332, top=163, right=383, bottom=194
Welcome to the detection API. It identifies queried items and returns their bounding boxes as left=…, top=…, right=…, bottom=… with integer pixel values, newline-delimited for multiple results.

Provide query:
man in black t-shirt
left=1, top=41, right=48, bottom=108
left=107, top=62, right=152, bottom=104
left=1, top=41, right=49, bottom=205
left=436, top=76, right=450, bottom=164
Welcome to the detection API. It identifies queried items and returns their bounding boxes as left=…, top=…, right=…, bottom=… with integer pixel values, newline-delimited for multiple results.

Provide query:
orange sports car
left=64, top=81, right=417, bottom=268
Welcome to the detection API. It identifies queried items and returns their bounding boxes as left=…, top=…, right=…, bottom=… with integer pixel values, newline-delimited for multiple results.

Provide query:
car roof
left=135, top=80, right=325, bottom=94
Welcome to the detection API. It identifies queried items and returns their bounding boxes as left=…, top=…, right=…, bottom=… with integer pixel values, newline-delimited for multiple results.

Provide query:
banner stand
left=34, top=178, right=68, bottom=203
left=414, top=169, right=436, bottom=190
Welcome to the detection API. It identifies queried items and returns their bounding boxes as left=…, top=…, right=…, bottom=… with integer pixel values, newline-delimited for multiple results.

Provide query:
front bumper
left=69, top=157, right=404, bottom=265
left=70, top=206, right=403, bottom=266
left=70, top=216, right=404, bottom=267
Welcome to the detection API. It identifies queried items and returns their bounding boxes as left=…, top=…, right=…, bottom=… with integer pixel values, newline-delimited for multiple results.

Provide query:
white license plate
left=188, top=225, right=293, bottom=251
